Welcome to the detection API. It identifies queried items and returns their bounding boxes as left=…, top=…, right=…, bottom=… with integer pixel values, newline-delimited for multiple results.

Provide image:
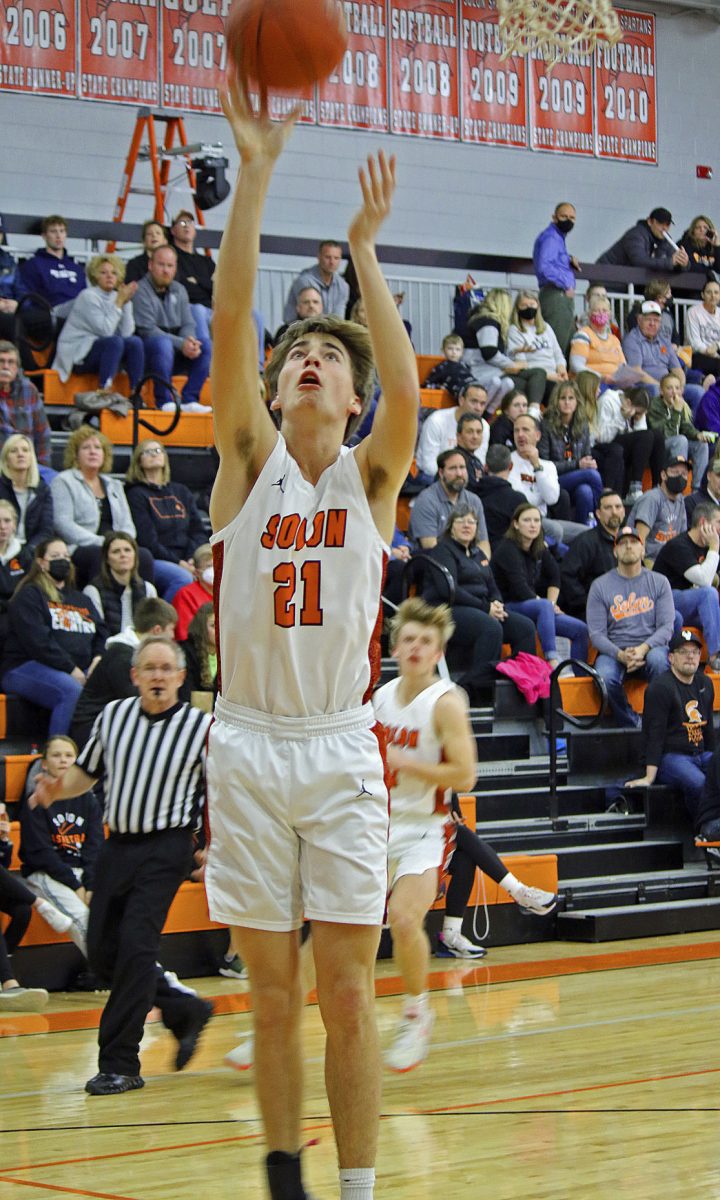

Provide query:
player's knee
left=319, top=973, right=374, bottom=1033
left=252, top=981, right=302, bottom=1031
left=388, top=906, right=423, bottom=945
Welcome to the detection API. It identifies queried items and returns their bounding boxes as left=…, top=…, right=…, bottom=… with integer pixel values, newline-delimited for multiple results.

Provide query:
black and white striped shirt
left=77, top=697, right=211, bottom=835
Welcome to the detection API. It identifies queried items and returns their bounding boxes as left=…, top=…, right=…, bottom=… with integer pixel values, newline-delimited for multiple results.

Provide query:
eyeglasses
left=141, top=447, right=164, bottom=456
left=137, top=664, right=177, bottom=675
left=175, top=220, right=194, bottom=228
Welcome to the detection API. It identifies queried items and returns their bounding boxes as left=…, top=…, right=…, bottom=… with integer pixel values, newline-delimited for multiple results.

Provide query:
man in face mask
left=532, top=201, right=579, bottom=359
left=171, top=543, right=214, bottom=640
left=629, top=454, right=689, bottom=563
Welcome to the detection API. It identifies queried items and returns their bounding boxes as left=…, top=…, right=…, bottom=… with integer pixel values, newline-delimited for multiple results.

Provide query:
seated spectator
left=625, top=279, right=676, bottom=343
left=51, top=426, right=148, bottom=588
left=70, top=596, right=177, bottom=748
left=125, top=438, right=206, bottom=601
left=623, top=302, right=705, bottom=415
left=124, top=220, right=168, bottom=284
left=0, top=499, right=32, bottom=640
left=488, top=389, right=528, bottom=449
left=283, top=240, right=349, bottom=324
left=52, top=254, right=143, bottom=404
left=0, top=341, right=52, bottom=471
left=508, top=414, right=586, bottom=543
left=454, top=410, right=490, bottom=485
left=586, top=526, right=673, bottom=727
left=425, top=506, right=537, bottom=702
left=0, top=213, right=21, bottom=345
left=84, top=532, right=157, bottom=636
left=1, top=538, right=104, bottom=734
left=569, top=292, right=629, bottom=385
left=694, top=741, right=720, bottom=854
left=172, top=543, right=214, bottom=641
left=422, top=333, right=475, bottom=399
left=687, top=454, right=720, bottom=523
left=630, top=453, right=689, bottom=562
left=20, top=735, right=103, bottom=959
left=647, top=373, right=710, bottom=488
left=685, top=279, right=720, bottom=379
left=679, top=215, right=720, bottom=275
left=465, top=289, right=543, bottom=411
left=184, top=601, right=217, bottom=697
left=16, top=214, right=86, bottom=319
left=168, top=210, right=215, bottom=342
left=382, top=527, right=412, bottom=612
left=653, top=502, right=720, bottom=672
left=625, top=630, right=714, bottom=826
left=506, top=290, right=568, bottom=404
left=577, top=372, right=663, bottom=502
left=471, top=444, right=528, bottom=546
left=416, top=383, right=489, bottom=479
left=407, top=449, right=489, bottom=555
left=0, top=434, right=54, bottom=554
left=132, top=245, right=211, bottom=413
left=273, top=285, right=323, bottom=345
left=597, top=208, right=689, bottom=272
left=695, top=380, right=720, bottom=438
left=539, top=380, right=603, bottom=525
left=559, top=489, right=625, bottom=618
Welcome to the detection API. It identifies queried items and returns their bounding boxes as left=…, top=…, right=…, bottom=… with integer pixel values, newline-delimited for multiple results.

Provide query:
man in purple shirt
left=533, top=201, right=579, bottom=359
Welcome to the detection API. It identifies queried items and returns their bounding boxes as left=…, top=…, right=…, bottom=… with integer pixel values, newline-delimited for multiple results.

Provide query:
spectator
left=623, top=301, right=705, bottom=415
left=695, top=743, right=720, bottom=854
left=84, top=532, right=158, bottom=636
left=625, top=630, right=715, bottom=827
left=685, top=279, right=720, bottom=379
left=653, top=502, right=720, bottom=672
left=597, top=208, right=689, bottom=272
left=679, top=216, right=720, bottom=275
left=20, top=734, right=103, bottom=958
left=125, top=438, right=206, bottom=601
left=491, top=503, right=588, bottom=670
left=532, top=200, right=579, bottom=357
left=695, top=381, right=720, bottom=438
left=569, top=292, right=629, bottom=385
left=0, top=213, right=21, bottom=344
left=124, top=220, right=168, bottom=284
left=52, top=254, right=143, bottom=404
left=0, top=499, right=31, bottom=640
left=577, top=372, right=663, bottom=502
left=168, top=210, right=215, bottom=343
left=1, top=537, right=104, bottom=734
left=471, top=444, right=528, bottom=546
left=686, top=455, right=720, bottom=523
left=132, top=245, right=212, bottom=414
left=283, top=240, right=349, bottom=324
left=506, top=289, right=569, bottom=403
left=630, top=453, right=689, bottom=562
left=454, top=411, right=489, bottom=485
left=508, top=414, right=585, bottom=543
left=559, top=489, right=626, bottom=618
left=539, top=380, right=603, bottom=525
left=17, top=214, right=87, bottom=316
left=488, top=389, right=527, bottom=449
left=625, top=279, right=676, bottom=343
left=416, top=383, right=489, bottom=479
left=586, top=526, right=673, bottom=727
left=0, top=340, right=52, bottom=470
left=422, top=333, right=475, bottom=400
left=466, top=289, right=544, bottom=411
left=647, top=373, right=710, bottom=488
left=172, top=543, right=214, bottom=641
left=408, top=448, right=489, bottom=555
left=184, top=601, right=217, bottom=697
left=0, top=434, right=54, bottom=554
left=273, top=285, right=324, bottom=345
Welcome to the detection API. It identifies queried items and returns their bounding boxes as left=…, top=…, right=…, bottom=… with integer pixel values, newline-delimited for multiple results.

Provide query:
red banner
left=459, top=0, right=527, bottom=148
left=595, top=8, right=656, bottom=164
left=0, top=0, right=76, bottom=96
left=528, top=48, right=594, bottom=157
left=161, top=0, right=225, bottom=114
left=78, top=0, right=158, bottom=105
left=389, top=0, right=460, bottom=140
left=318, top=2, right=389, bottom=132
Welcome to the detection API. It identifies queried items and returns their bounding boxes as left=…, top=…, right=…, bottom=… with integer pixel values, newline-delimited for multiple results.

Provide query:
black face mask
left=665, top=475, right=686, bottom=495
left=518, top=307, right=538, bottom=321
left=556, top=219, right=574, bottom=235
left=48, top=559, right=71, bottom=582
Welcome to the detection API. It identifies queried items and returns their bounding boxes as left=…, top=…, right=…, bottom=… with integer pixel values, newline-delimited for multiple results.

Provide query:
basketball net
left=497, top=0, right=622, bottom=60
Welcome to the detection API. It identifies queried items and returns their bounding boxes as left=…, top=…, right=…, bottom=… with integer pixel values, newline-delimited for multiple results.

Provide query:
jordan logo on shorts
left=272, top=474, right=287, bottom=493
left=356, top=779, right=373, bottom=798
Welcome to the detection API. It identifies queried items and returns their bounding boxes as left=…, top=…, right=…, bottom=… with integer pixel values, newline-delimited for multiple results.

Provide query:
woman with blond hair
left=0, top=433, right=54, bottom=553
left=52, top=253, right=144, bottom=403
left=466, top=287, right=545, bottom=411
left=125, top=438, right=206, bottom=599
left=507, top=289, right=568, bottom=405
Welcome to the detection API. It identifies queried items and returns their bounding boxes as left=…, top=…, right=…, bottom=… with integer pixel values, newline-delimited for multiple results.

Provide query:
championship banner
left=528, top=46, right=594, bottom=157
left=595, top=7, right=656, bottom=164
left=388, top=0, right=460, bottom=140
left=161, top=0, right=226, bottom=113
left=318, top=2, right=389, bottom=132
left=78, top=0, right=159, bottom=105
left=459, top=0, right=527, bottom=148
left=0, top=0, right=76, bottom=96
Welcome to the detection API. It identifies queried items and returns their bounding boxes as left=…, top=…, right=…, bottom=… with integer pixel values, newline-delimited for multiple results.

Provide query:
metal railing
left=547, top=660, right=607, bottom=830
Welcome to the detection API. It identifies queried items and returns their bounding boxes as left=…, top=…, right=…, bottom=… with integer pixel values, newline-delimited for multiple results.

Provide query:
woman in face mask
left=506, top=290, right=569, bottom=406
left=0, top=538, right=105, bottom=734
left=569, top=291, right=627, bottom=386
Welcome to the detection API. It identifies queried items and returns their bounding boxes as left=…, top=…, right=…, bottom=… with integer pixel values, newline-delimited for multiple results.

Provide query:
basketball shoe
left=436, top=929, right=487, bottom=958
left=385, top=1006, right=435, bottom=1073
left=225, top=1032, right=254, bottom=1071
left=513, top=884, right=557, bottom=915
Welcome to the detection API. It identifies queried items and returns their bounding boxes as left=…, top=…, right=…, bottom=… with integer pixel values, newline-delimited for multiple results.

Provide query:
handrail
left=400, top=554, right=457, bottom=605
left=547, top=659, right=608, bottom=829
left=129, top=374, right=183, bottom=447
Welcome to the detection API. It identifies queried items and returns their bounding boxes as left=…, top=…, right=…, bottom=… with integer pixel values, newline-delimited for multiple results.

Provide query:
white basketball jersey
left=373, top=676, right=455, bottom=825
left=211, top=434, right=389, bottom=717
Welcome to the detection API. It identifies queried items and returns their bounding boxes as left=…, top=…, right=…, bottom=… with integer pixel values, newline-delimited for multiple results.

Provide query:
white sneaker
left=385, top=1007, right=435, bottom=1073
left=34, top=899, right=73, bottom=934
left=0, top=986, right=49, bottom=1012
left=225, top=1032, right=254, bottom=1071
left=182, top=401, right=213, bottom=413
left=163, top=969, right=199, bottom=997
left=514, top=884, right=557, bottom=916
left=160, top=401, right=177, bottom=412
left=436, top=929, right=487, bottom=959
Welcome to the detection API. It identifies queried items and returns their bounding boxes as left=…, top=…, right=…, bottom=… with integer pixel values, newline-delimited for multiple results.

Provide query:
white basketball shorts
left=387, top=820, right=450, bottom=893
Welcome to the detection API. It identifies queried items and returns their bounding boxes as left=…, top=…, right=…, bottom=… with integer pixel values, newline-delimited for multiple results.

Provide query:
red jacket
left=172, top=579, right=213, bottom=641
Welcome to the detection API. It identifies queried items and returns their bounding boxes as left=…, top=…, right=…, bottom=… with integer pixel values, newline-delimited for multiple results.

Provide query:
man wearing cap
left=625, top=629, right=715, bottom=825
left=587, top=526, right=674, bottom=728
left=653, top=502, right=720, bottom=673
left=623, top=307, right=706, bottom=418
left=629, top=455, right=689, bottom=563
left=597, top=209, right=690, bottom=272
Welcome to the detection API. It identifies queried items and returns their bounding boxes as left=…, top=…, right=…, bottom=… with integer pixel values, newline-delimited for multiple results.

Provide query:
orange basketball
left=225, top=0, right=348, bottom=91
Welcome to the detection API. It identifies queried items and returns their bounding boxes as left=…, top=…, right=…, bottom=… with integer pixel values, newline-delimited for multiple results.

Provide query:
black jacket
left=171, top=246, right=215, bottom=307
left=489, top=414, right=515, bottom=449
left=471, top=475, right=527, bottom=546
left=490, top=538, right=560, bottom=602
left=539, top=421, right=593, bottom=474
left=125, top=480, right=207, bottom=564
left=183, top=638, right=217, bottom=695
left=426, top=537, right=501, bottom=611
left=597, top=220, right=678, bottom=271
left=559, top=525, right=617, bottom=618
left=3, top=584, right=105, bottom=675
left=0, top=476, right=54, bottom=554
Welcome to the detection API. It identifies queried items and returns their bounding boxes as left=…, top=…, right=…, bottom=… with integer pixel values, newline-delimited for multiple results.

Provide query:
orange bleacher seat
left=419, top=386, right=454, bottom=410
left=100, top=408, right=214, bottom=448
left=416, top=355, right=443, bottom=385
left=29, top=370, right=212, bottom=411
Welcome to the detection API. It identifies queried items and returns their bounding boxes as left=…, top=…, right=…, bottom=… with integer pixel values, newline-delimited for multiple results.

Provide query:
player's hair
left=86, top=254, right=126, bottom=286
left=41, top=214, right=67, bottom=233
left=389, top=597, right=455, bottom=651
left=132, top=635, right=186, bottom=670
left=691, top=502, right=718, bottom=529
left=134, top=596, right=177, bottom=633
left=265, top=315, right=375, bottom=441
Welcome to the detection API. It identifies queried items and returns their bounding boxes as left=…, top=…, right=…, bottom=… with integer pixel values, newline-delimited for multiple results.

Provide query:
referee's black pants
left=87, top=826, right=204, bottom=1077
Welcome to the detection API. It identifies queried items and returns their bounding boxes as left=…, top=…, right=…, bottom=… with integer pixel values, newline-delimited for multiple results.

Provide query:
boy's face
left=444, top=341, right=464, bottom=362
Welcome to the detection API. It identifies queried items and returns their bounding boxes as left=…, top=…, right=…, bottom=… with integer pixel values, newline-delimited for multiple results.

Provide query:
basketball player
left=205, top=81, right=418, bottom=1200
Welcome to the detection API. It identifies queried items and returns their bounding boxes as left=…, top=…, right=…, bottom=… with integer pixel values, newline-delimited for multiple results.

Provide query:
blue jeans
left=142, top=334, right=211, bottom=406
left=593, top=646, right=669, bottom=728
left=657, top=750, right=713, bottom=826
left=505, top=598, right=588, bottom=661
left=684, top=384, right=705, bottom=418
left=2, top=661, right=83, bottom=735
left=665, top=432, right=709, bottom=489
left=75, top=334, right=145, bottom=390
left=673, top=587, right=720, bottom=656
left=153, top=559, right=193, bottom=602
left=190, top=303, right=265, bottom=370
left=558, top=468, right=604, bottom=524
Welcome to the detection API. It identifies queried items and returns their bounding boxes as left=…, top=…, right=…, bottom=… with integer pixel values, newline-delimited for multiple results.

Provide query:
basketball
left=225, top=0, right=348, bottom=91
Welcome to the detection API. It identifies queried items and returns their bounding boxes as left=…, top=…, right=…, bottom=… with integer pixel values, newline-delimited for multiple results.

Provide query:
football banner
left=528, top=47, right=594, bottom=157
left=595, top=7, right=657, bottom=164
left=459, top=1, right=527, bottom=148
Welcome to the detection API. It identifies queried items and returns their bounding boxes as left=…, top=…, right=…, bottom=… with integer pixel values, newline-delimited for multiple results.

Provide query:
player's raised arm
left=210, top=81, right=297, bottom=529
left=352, top=154, right=419, bottom=513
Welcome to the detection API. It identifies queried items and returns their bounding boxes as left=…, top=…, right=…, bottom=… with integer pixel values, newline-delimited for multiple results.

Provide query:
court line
left=0, top=1179, right=138, bottom=1200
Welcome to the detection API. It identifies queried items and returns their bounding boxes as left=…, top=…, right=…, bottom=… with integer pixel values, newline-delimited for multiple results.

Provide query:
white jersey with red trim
left=210, top=433, right=389, bottom=717
left=373, top=675, right=456, bottom=827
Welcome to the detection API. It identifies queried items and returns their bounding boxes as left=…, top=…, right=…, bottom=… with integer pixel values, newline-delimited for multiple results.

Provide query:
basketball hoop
left=497, top=0, right=622, bottom=60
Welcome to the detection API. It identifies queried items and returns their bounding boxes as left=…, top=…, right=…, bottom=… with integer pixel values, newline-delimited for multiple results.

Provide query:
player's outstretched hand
left=348, top=150, right=397, bottom=249
left=28, top=771, right=62, bottom=811
left=190, top=847, right=207, bottom=883
left=220, top=75, right=298, bottom=168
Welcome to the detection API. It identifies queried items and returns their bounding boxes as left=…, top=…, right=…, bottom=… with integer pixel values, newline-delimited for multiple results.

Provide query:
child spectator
left=422, top=334, right=475, bottom=399
left=183, top=602, right=217, bottom=698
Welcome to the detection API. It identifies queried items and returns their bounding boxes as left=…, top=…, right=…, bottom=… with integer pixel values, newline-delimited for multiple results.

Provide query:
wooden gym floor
left=2, top=933, right=720, bottom=1199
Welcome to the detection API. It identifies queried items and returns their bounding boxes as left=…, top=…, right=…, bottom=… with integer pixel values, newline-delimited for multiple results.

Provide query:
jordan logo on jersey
left=260, top=509, right=348, bottom=552
left=356, top=780, right=373, bottom=798
left=272, top=475, right=287, bottom=493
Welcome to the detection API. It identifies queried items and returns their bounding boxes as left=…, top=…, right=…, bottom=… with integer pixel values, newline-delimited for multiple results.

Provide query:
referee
left=31, top=636, right=213, bottom=1095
